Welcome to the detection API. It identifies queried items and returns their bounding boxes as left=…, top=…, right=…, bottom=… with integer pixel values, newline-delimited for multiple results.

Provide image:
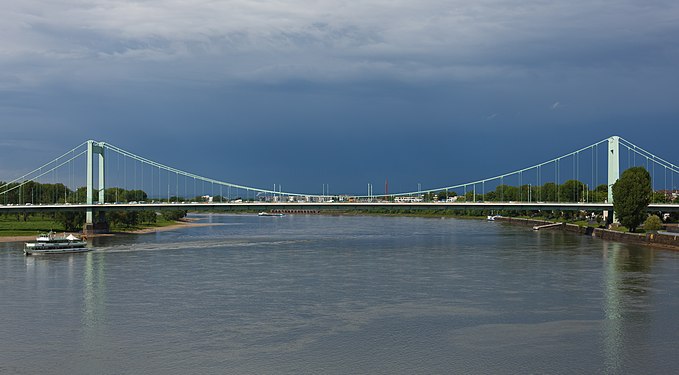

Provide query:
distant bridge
left=2, top=135, right=679, bottom=232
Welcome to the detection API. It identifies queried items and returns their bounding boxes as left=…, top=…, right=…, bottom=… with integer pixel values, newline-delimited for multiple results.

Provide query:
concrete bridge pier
left=84, top=211, right=110, bottom=235
left=603, top=209, right=615, bottom=226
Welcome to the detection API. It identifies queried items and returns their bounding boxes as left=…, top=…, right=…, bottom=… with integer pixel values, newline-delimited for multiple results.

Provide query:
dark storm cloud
left=3, top=1, right=677, bottom=85
left=1, top=0, right=678, bottom=192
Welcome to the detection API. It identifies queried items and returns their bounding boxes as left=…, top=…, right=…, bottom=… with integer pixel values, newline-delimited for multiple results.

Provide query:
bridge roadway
left=1, top=202, right=679, bottom=213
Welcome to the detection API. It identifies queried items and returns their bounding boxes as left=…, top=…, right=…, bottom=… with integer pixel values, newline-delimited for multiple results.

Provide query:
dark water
left=2, top=214, right=679, bottom=374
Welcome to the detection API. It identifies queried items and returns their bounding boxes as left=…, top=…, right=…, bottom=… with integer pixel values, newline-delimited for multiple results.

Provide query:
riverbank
left=496, top=216, right=679, bottom=250
left=90, top=218, right=214, bottom=238
left=0, top=219, right=210, bottom=243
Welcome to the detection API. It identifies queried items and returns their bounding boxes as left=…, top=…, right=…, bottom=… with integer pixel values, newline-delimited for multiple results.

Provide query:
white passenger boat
left=24, top=232, right=90, bottom=256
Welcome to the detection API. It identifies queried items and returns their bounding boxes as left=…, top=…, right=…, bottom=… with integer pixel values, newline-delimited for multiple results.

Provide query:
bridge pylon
left=607, top=136, right=620, bottom=224
left=84, top=140, right=109, bottom=234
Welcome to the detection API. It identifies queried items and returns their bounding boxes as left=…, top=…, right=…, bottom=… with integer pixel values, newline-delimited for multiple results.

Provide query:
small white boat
left=24, top=231, right=90, bottom=256
left=258, top=212, right=285, bottom=217
left=487, top=215, right=501, bottom=221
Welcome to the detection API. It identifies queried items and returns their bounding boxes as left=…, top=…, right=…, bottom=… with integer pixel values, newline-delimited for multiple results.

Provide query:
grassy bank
left=0, top=214, right=181, bottom=237
left=0, top=215, right=66, bottom=236
left=107, top=216, right=179, bottom=232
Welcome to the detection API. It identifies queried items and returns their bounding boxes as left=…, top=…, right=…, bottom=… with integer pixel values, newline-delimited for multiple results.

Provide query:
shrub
left=643, top=215, right=663, bottom=232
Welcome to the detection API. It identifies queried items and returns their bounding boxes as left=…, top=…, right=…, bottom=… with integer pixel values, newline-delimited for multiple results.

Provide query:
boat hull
left=24, top=246, right=90, bottom=255
left=24, top=241, right=89, bottom=256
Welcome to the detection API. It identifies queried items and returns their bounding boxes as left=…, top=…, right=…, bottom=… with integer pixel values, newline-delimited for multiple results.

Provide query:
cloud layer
left=3, top=0, right=678, bottom=87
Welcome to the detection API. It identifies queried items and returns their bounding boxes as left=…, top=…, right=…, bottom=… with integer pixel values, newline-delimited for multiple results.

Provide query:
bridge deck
left=1, top=202, right=678, bottom=213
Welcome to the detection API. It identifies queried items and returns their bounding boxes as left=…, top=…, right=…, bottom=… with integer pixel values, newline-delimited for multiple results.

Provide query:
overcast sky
left=1, top=0, right=678, bottom=194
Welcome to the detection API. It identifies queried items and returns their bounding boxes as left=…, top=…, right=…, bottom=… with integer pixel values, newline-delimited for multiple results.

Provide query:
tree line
left=422, top=179, right=675, bottom=204
left=51, top=209, right=188, bottom=232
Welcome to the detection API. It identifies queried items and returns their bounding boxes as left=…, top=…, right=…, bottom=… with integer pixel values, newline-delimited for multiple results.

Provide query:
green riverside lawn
left=0, top=215, right=66, bottom=237
left=0, top=214, right=178, bottom=237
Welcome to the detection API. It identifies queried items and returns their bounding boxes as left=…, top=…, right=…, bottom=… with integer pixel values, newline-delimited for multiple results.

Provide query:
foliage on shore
left=643, top=215, right=663, bottom=232
left=2, top=176, right=676, bottom=235
left=612, top=167, right=652, bottom=232
left=0, top=210, right=188, bottom=236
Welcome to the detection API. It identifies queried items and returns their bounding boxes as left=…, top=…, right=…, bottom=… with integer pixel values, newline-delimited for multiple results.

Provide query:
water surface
left=2, top=214, right=679, bottom=374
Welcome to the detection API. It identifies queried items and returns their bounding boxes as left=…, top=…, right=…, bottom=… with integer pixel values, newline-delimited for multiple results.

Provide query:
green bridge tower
left=84, top=140, right=109, bottom=234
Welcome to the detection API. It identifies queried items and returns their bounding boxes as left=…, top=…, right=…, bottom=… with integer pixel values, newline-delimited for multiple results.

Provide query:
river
left=1, top=214, right=679, bottom=374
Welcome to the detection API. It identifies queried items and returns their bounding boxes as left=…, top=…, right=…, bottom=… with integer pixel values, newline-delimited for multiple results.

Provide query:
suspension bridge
left=1, top=136, right=678, bottom=233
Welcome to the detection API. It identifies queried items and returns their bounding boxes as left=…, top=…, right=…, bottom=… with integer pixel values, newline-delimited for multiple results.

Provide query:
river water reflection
left=2, top=214, right=679, bottom=374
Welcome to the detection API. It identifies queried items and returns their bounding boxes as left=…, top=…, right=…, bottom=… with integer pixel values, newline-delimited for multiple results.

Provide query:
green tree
left=106, top=210, right=139, bottom=228
left=594, top=184, right=608, bottom=202
left=643, top=215, right=663, bottom=232
left=54, top=211, right=86, bottom=232
left=651, top=191, right=669, bottom=203
left=518, top=184, right=533, bottom=201
left=464, top=190, right=484, bottom=202
left=495, top=184, right=518, bottom=201
left=559, top=180, right=585, bottom=202
left=161, top=210, right=188, bottom=221
left=612, top=166, right=652, bottom=232
left=541, top=182, right=558, bottom=202
left=105, top=187, right=128, bottom=203
left=75, top=187, right=88, bottom=203
left=484, top=191, right=497, bottom=201
left=138, top=210, right=157, bottom=224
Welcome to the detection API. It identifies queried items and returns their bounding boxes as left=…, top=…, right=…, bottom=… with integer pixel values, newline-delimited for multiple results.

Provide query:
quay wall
left=495, top=217, right=679, bottom=250
left=593, top=228, right=679, bottom=248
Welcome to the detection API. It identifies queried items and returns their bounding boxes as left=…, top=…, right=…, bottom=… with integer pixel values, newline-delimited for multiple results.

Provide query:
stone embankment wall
left=495, top=217, right=679, bottom=250
left=495, top=217, right=552, bottom=227
left=594, top=228, right=679, bottom=248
